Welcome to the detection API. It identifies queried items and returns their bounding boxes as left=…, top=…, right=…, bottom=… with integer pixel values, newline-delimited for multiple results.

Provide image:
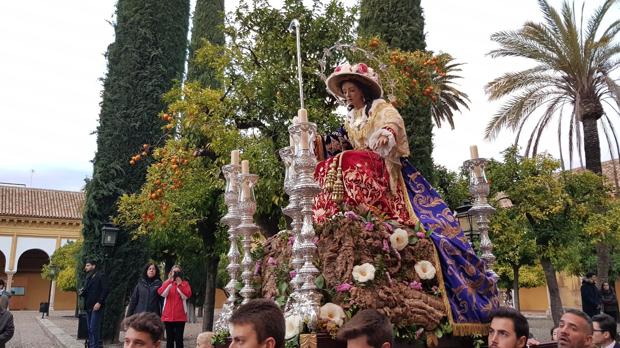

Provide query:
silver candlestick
left=279, top=146, right=304, bottom=292
left=463, top=158, right=497, bottom=278
left=213, top=164, right=242, bottom=332
left=289, top=121, right=322, bottom=329
left=238, top=172, right=259, bottom=304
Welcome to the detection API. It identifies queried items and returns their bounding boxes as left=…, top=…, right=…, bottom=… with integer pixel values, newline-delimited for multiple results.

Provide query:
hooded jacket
left=158, top=279, right=192, bottom=322
left=127, top=277, right=163, bottom=317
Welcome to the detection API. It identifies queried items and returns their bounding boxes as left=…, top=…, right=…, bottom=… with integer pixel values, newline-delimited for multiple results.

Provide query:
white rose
left=320, top=303, right=346, bottom=327
left=285, top=315, right=303, bottom=340
left=390, top=228, right=409, bottom=251
left=414, top=260, right=437, bottom=280
left=352, top=263, right=376, bottom=283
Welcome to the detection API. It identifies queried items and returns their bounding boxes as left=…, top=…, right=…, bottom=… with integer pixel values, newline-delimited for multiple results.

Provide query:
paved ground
left=8, top=311, right=62, bottom=348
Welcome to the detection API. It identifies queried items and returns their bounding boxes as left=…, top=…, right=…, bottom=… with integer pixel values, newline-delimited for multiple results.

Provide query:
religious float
left=213, top=20, right=501, bottom=348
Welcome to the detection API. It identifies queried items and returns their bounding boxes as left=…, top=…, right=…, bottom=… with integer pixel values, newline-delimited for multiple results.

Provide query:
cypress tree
left=358, top=0, right=434, bottom=179
left=80, top=0, right=190, bottom=342
left=186, top=0, right=226, bottom=331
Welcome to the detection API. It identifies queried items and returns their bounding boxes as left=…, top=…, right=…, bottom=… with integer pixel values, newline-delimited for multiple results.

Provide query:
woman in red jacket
left=158, top=265, right=192, bottom=348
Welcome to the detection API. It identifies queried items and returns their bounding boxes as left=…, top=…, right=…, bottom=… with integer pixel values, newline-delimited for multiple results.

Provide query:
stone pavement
left=8, top=310, right=61, bottom=348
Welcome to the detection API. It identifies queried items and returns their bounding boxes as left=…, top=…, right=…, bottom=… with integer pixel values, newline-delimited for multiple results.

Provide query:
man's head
left=585, top=272, right=597, bottom=283
left=336, top=309, right=393, bottom=348
left=487, top=307, right=529, bottom=348
left=229, top=299, right=284, bottom=348
left=591, top=313, right=616, bottom=346
left=557, top=309, right=593, bottom=348
left=123, top=312, right=164, bottom=348
left=84, top=260, right=97, bottom=273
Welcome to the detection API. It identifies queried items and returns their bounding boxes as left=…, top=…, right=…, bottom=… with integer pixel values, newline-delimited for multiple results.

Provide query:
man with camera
left=81, top=259, right=109, bottom=348
left=158, top=265, right=192, bottom=348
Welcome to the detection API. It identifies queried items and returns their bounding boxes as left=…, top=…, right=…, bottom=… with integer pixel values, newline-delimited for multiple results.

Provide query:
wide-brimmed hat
left=325, top=63, right=383, bottom=100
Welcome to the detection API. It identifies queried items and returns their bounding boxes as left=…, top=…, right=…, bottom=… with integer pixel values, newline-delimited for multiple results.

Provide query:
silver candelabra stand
left=463, top=158, right=497, bottom=278
left=238, top=172, right=259, bottom=304
left=213, top=164, right=242, bottom=332
left=287, top=121, right=322, bottom=329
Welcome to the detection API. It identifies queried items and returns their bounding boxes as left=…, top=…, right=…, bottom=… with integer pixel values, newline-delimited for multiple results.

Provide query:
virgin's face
left=341, top=81, right=365, bottom=109
left=147, top=265, right=157, bottom=278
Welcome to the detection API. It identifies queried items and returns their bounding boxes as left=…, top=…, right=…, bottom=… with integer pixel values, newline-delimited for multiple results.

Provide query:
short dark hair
left=142, top=262, right=160, bottom=280
left=562, top=309, right=593, bottom=334
left=585, top=272, right=596, bottom=278
left=229, top=299, right=285, bottom=348
left=123, top=312, right=164, bottom=343
left=337, top=309, right=393, bottom=348
left=592, top=313, right=616, bottom=339
left=489, top=307, right=529, bottom=340
left=85, top=259, right=97, bottom=266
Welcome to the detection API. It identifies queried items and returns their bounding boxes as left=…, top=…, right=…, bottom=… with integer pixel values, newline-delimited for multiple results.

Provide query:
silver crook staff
left=288, top=19, right=304, bottom=109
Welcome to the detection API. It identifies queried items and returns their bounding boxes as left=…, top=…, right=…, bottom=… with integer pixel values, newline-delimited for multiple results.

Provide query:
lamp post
left=101, top=224, right=119, bottom=247
left=455, top=201, right=478, bottom=250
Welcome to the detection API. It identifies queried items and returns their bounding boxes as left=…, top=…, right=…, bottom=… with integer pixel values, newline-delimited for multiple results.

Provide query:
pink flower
left=344, top=211, right=359, bottom=220
left=364, top=222, right=374, bottom=231
left=254, top=261, right=261, bottom=275
left=382, top=222, right=393, bottom=232
left=267, top=257, right=277, bottom=266
left=288, top=236, right=295, bottom=247
left=356, top=63, right=368, bottom=74
left=290, top=270, right=297, bottom=279
left=335, top=66, right=342, bottom=72
left=335, top=283, right=352, bottom=293
left=382, top=239, right=389, bottom=252
left=409, top=280, right=423, bottom=290
left=415, top=327, right=425, bottom=339
left=416, top=231, right=426, bottom=239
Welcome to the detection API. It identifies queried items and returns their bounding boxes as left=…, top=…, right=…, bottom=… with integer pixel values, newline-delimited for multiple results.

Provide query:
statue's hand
left=376, top=135, right=389, bottom=147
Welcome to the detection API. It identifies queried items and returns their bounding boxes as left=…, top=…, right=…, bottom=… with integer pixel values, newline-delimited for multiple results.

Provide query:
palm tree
left=484, top=0, right=620, bottom=286
left=484, top=0, right=620, bottom=175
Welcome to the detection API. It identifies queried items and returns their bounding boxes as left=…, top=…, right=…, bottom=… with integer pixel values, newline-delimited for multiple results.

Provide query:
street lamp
left=101, top=223, right=119, bottom=247
left=455, top=201, right=478, bottom=249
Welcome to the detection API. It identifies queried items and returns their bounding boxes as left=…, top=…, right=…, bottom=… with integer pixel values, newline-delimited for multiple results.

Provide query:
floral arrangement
left=258, top=205, right=453, bottom=347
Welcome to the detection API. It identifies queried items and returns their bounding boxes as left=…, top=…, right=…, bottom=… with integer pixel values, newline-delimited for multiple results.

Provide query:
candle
left=469, top=145, right=479, bottom=159
left=298, top=108, right=308, bottom=123
left=300, top=130, right=309, bottom=150
left=231, top=150, right=240, bottom=166
left=240, top=160, right=251, bottom=200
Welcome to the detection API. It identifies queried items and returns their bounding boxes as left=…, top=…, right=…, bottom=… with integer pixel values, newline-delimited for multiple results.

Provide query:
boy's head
left=229, top=299, right=285, bottom=348
left=197, top=331, right=214, bottom=348
left=336, top=309, right=393, bottom=348
left=123, top=312, right=164, bottom=348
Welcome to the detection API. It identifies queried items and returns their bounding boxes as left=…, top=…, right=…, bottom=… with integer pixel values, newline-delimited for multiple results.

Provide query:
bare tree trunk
left=512, top=264, right=520, bottom=311
left=582, top=117, right=602, bottom=174
left=540, top=256, right=563, bottom=326
left=596, top=242, right=611, bottom=286
left=202, top=255, right=220, bottom=331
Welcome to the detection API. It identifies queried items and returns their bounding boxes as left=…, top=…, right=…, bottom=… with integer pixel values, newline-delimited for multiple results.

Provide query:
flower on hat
left=334, top=66, right=342, bottom=73
left=414, top=260, right=436, bottom=280
left=390, top=228, right=409, bottom=251
left=352, top=263, right=376, bottom=283
left=285, top=315, right=303, bottom=339
left=355, top=63, right=368, bottom=74
left=320, top=303, right=346, bottom=326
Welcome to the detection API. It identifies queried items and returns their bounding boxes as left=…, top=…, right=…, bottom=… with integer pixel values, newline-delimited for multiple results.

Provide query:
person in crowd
left=591, top=313, right=619, bottom=348
left=82, top=259, right=110, bottom=348
left=336, top=308, right=393, bottom=348
left=123, top=312, right=165, bottom=348
left=581, top=272, right=602, bottom=317
left=196, top=332, right=214, bottom=348
left=228, top=298, right=284, bottom=348
left=127, top=262, right=163, bottom=317
left=0, top=280, right=10, bottom=299
left=550, top=326, right=559, bottom=341
left=0, top=296, right=14, bottom=348
left=487, top=307, right=528, bottom=348
left=600, top=282, right=619, bottom=322
left=158, top=265, right=192, bottom=348
left=557, top=309, right=593, bottom=348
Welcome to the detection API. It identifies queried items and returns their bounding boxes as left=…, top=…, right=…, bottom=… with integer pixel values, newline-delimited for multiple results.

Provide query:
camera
left=78, top=287, right=86, bottom=297
left=173, top=271, right=182, bottom=280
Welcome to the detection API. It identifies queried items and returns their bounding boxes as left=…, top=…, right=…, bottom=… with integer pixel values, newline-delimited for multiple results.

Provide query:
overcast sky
left=0, top=0, right=618, bottom=191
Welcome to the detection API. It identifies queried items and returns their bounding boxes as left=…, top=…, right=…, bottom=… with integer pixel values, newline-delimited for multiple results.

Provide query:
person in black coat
left=127, top=263, right=163, bottom=317
left=601, top=281, right=619, bottom=322
left=581, top=272, right=601, bottom=318
left=81, top=259, right=109, bottom=348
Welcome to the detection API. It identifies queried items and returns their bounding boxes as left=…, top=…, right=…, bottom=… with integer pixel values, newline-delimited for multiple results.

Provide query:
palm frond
left=485, top=67, right=557, bottom=100
left=585, top=0, right=617, bottom=44
left=558, top=109, right=565, bottom=170
left=601, top=114, right=620, bottom=193
left=484, top=88, right=553, bottom=139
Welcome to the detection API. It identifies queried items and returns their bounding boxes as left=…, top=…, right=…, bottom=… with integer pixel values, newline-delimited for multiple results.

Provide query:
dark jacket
left=82, top=270, right=109, bottom=311
left=0, top=309, right=14, bottom=348
left=127, top=277, right=163, bottom=317
left=601, top=289, right=619, bottom=313
left=581, top=280, right=601, bottom=317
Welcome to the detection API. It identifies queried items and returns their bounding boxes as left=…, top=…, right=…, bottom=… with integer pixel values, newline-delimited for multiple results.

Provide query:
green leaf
left=315, top=274, right=325, bottom=289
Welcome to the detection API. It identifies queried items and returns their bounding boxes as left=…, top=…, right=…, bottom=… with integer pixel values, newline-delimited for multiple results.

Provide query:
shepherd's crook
left=288, top=19, right=304, bottom=109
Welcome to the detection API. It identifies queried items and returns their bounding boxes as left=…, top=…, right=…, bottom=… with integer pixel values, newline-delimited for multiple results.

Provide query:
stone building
left=0, top=184, right=84, bottom=310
